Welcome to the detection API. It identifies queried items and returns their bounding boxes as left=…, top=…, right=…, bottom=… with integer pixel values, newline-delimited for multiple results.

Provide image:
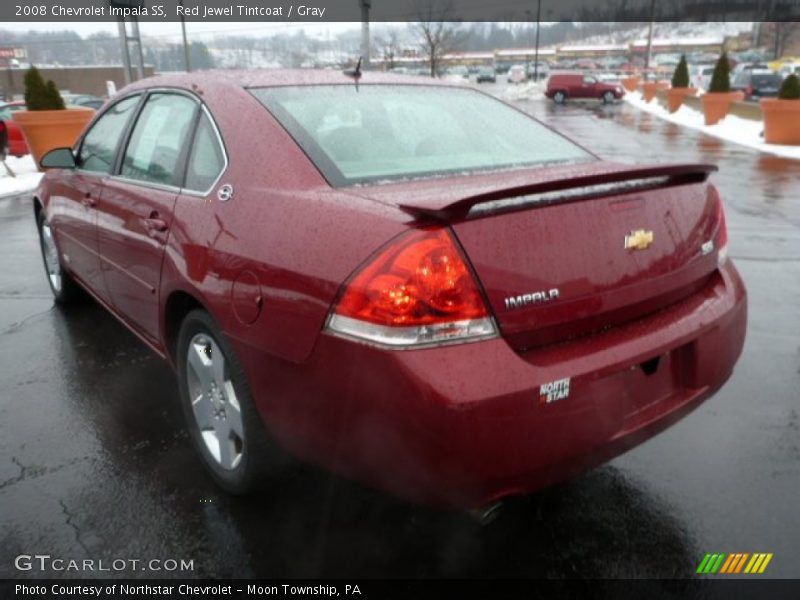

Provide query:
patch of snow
left=625, top=91, right=800, bottom=161
left=0, top=155, right=42, bottom=198
left=500, top=81, right=546, bottom=102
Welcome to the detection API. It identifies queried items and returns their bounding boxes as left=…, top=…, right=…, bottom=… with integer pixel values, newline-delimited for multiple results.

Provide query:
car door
left=48, top=94, right=141, bottom=300
left=579, top=75, right=597, bottom=98
left=96, top=91, right=199, bottom=342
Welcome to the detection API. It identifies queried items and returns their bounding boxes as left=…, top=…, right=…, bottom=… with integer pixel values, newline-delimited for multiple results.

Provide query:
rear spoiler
left=398, top=163, right=718, bottom=221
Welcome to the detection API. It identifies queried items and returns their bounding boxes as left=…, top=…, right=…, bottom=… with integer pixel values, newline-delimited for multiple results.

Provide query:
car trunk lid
left=351, top=161, right=723, bottom=351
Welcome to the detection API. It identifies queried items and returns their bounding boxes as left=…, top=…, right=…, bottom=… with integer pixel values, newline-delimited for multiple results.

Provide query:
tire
left=177, top=309, right=278, bottom=494
left=37, top=211, right=81, bottom=304
left=602, top=91, right=615, bottom=104
left=553, top=91, right=567, bottom=104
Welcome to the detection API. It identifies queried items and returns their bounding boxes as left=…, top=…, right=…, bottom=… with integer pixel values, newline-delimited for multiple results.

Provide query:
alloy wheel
left=186, top=333, right=245, bottom=470
left=40, top=221, right=62, bottom=293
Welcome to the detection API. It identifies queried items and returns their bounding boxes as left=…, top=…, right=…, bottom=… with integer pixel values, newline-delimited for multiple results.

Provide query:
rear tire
left=553, top=91, right=567, bottom=104
left=177, top=309, right=278, bottom=494
left=37, top=211, right=81, bottom=304
left=602, top=91, right=615, bottom=104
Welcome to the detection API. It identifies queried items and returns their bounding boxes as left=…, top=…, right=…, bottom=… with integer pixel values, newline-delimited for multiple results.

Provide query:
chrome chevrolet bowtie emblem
left=624, top=229, right=654, bottom=250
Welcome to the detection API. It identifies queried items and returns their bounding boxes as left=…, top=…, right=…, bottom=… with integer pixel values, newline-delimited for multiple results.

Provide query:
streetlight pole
left=533, top=0, right=542, bottom=81
left=180, top=0, right=191, bottom=72
left=525, top=10, right=531, bottom=78
left=644, top=0, right=655, bottom=71
left=360, top=0, right=371, bottom=70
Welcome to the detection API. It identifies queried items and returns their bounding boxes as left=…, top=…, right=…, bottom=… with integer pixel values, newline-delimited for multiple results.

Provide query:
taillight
left=716, top=197, right=728, bottom=266
left=326, top=227, right=497, bottom=348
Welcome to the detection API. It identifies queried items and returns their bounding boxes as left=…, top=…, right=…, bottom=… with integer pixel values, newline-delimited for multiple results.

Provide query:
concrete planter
left=667, top=87, right=697, bottom=113
left=761, top=98, right=800, bottom=145
left=642, top=81, right=669, bottom=102
left=12, top=109, right=94, bottom=171
left=701, top=91, right=745, bottom=126
left=621, top=76, right=640, bottom=93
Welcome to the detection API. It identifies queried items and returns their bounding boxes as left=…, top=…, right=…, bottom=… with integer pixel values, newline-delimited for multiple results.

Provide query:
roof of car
left=121, top=69, right=461, bottom=93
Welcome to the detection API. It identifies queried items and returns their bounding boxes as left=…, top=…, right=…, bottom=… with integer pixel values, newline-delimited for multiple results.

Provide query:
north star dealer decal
left=539, top=378, right=571, bottom=404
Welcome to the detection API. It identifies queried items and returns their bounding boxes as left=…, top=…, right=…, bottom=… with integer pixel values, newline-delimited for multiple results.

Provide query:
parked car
left=731, top=62, right=771, bottom=77
left=545, top=72, right=625, bottom=104
left=33, top=70, right=746, bottom=508
left=0, top=101, right=29, bottom=157
left=731, top=70, right=784, bottom=101
left=691, top=65, right=716, bottom=90
left=476, top=66, right=497, bottom=84
left=445, top=66, right=470, bottom=80
left=777, top=63, right=800, bottom=78
left=508, top=64, right=527, bottom=84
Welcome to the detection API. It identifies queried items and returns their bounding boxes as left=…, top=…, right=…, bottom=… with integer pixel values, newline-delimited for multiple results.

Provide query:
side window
left=121, top=93, right=197, bottom=187
left=77, top=95, right=140, bottom=174
left=184, top=112, right=225, bottom=191
left=583, top=76, right=597, bottom=85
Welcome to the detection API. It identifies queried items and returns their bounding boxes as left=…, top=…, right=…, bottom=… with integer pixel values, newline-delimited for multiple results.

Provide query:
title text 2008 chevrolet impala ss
left=33, top=71, right=746, bottom=508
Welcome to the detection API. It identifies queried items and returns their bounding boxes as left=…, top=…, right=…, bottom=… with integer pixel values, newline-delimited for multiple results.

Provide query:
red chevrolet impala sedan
left=33, top=70, right=746, bottom=508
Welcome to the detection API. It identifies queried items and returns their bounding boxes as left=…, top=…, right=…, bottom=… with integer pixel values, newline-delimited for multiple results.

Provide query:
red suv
left=546, top=72, right=625, bottom=104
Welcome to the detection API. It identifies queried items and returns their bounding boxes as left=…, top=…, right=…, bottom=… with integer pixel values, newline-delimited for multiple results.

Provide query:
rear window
left=751, top=74, right=782, bottom=86
left=251, top=84, right=592, bottom=186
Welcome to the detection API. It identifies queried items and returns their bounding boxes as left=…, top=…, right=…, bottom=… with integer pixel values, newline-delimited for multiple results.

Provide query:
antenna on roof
left=343, top=56, right=362, bottom=91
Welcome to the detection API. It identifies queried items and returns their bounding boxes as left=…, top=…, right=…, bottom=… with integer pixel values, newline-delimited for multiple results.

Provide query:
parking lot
left=1, top=87, right=798, bottom=579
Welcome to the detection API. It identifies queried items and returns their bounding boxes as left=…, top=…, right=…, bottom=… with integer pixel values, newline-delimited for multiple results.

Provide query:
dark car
left=476, top=67, right=497, bottom=83
left=33, top=70, right=745, bottom=508
left=731, top=70, right=784, bottom=101
left=546, top=72, right=625, bottom=104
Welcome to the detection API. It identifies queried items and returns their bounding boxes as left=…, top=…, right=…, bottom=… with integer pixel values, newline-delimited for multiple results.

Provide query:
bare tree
left=772, top=22, right=800, bottom=60
left=375, top=29, right=401, bottom=71
left=411, top=0, right=464, bottom=77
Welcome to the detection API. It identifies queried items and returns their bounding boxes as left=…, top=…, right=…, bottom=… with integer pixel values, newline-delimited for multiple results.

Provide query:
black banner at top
left=4, top=0, right=800, bottom=22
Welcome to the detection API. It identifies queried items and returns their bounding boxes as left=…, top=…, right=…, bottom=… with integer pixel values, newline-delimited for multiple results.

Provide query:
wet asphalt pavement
left=1, top=87, right=799, bottom=580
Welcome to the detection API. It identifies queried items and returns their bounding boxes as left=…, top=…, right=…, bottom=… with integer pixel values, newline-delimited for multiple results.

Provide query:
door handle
left=81, top=193, right=96, bottom=208
left=143, top=217, right=169, bottom=232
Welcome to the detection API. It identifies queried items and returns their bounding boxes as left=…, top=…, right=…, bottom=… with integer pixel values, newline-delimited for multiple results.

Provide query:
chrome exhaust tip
left=468, top=500, right=505, bottom=525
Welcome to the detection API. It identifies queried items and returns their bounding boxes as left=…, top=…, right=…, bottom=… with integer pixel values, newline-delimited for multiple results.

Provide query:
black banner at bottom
left=4, top=579, right=800, bottom=600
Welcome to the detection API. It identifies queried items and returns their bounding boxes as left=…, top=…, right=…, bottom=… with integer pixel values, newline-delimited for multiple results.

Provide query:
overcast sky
left=4, top=21, right=362, bottom=41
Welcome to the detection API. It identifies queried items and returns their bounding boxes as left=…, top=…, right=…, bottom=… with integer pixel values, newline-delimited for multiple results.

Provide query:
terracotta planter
left=666, top=87, right=697, bottom=113
left=701, top=91, right=745, bottom=126
left=761, top=98, right=800, bottom=145
left=12, top=109, right=95, bottom=170
left=621, top=76, right=640, bottom=93
left=642, top=81, right=669, bottom=102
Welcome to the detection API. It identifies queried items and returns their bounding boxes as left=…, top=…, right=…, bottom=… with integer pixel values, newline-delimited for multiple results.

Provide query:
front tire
left=37, top=211, right=81, bottom=304
left=553, top=91, right=567, bottom=104
left=602, top=91, right=615, bottom=104
left=177, top=309, right=277, bottom=494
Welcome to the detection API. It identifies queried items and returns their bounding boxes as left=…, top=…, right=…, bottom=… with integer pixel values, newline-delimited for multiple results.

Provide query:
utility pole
left=180, top=0, right=191, bottom=72
left=360, top=0, right=371, bottom=69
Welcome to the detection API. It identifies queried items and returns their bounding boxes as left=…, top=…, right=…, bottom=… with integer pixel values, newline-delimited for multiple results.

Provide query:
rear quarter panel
left=159, top=84, right=408, bottom=364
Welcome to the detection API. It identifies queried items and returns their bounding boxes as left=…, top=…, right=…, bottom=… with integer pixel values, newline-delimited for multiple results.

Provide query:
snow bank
left=625, top=91, right=800, bottom=160
left=500, top=81, right=546, bottom=102
left=0, top=155, right=42, bottom=198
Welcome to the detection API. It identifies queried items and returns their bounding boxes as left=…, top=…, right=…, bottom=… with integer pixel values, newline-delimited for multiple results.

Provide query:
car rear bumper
left=241, top=261, right=747, bottom=508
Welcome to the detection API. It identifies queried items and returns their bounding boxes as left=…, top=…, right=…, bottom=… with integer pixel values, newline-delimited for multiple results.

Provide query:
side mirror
left=40, top=147, right=77, bottom=170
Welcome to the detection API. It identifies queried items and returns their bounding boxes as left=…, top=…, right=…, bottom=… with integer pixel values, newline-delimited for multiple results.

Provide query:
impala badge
left=624, top=229, right=654, bottom=250
left=505, top=288, right=560, bottom=310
